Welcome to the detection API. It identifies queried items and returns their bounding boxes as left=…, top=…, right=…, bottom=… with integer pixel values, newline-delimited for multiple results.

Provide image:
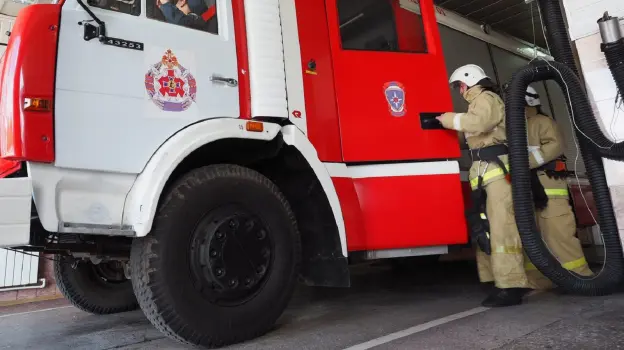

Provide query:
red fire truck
left=0, top=0, right=577, bottom=347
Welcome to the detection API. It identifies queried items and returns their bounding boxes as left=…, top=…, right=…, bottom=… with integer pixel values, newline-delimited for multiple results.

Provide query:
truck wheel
left=54, top=256, right=138, bottom=314
left=131, top=164, right=301, bottom=348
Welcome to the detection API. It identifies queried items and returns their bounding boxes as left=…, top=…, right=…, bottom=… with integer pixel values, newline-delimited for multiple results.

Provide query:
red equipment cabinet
left=295, top=0, right=467, bottom=251
left=333, top=171, right=467, bottom=251
left=326, top=0, right=460, bottom=163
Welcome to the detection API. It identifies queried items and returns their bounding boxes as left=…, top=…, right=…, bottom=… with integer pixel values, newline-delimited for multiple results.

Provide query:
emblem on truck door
left=383, top=81, right=406, bottom=117
left=145, top=49, right=197, bottom=112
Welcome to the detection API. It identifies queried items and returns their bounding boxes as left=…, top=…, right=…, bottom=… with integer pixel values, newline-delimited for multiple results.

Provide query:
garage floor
left=1, top=261, right=624, bottom=350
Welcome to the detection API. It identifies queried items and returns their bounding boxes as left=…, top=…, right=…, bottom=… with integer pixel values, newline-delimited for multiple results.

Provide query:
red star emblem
left=158, top=69, right=185, bottom=97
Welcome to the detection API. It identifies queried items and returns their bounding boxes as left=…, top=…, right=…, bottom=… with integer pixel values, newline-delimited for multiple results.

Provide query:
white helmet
left=449, top=64, right=489, bottom=87
left=525, top=86, right=541, bottom=106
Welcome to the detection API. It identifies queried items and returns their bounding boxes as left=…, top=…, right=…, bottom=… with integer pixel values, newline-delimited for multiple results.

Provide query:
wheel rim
left=189, top=206, right=273, bottom=306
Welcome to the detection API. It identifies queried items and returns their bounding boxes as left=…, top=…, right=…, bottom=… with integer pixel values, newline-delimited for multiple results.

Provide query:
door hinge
left=79, top=20, right=101, bottom=41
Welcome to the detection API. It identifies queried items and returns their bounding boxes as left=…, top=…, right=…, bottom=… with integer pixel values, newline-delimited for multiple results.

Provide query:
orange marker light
left=24, top=98, right=52, bottom=112
left=246, top=121, right=264, bottom=132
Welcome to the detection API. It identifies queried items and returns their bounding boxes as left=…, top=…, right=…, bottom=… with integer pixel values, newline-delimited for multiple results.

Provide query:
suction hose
left=538, top=1, right=624, bottom=161
left=506, top=60, right=624, bottom=295
left=537, top=0, right=579, bottom=75
left=598, top=13, right=624, bottom=102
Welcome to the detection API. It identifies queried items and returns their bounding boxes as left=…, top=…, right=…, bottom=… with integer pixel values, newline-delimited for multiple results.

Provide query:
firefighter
left=437, top=64, right=532, bottom=307
left=523, top=85, right=593, bottom=290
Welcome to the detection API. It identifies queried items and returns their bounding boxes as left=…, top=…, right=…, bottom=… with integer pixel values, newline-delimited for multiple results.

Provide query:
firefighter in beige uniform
left=523, top=86, right=593, bottom=290
left=438, top=64, right=532, bottom=307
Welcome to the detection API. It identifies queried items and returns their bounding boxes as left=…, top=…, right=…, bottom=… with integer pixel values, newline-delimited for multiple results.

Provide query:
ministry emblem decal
left=383, top=81, right=406, bottom=117
left=145, top=49, right=197, bottom=112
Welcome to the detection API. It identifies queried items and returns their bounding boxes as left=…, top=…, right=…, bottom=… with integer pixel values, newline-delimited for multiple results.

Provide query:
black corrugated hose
left=506, top=60, right=624, bottom=295
left=538, top=0, right=624, bottom=161
left=602, top=37, right=624, bottom=102
left=537, top=0, right=580, bottom=76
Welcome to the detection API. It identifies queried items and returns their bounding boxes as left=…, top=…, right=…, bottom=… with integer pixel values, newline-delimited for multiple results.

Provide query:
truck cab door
left=54, top=0, right=239, bottom=173
left=326, top=0, right=459, bottom=163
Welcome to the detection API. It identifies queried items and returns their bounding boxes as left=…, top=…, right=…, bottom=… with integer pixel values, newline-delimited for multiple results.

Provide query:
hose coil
left=506, top=60, right=624, bottom=295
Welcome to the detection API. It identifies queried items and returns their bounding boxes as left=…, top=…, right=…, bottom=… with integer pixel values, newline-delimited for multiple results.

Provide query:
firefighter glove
left=530, top=169, right=549, bottom=211
left=466, top=210, right=492, bottom=255
left=436, top=112, right=457, bottom=130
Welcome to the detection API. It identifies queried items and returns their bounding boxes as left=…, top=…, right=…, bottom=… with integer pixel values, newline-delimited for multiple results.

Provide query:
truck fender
left=122, top=121, right=347, bottom=258
left=122, top=118, right=282, bottom=237
left=281, top=125, right=347, bottom=257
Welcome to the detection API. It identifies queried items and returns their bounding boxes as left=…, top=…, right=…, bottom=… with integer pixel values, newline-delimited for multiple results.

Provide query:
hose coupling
left=598, top=12, right=622, bottom=44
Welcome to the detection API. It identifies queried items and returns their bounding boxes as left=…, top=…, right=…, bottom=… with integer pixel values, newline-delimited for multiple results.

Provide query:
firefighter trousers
left=476, top=177, right=530, bottom=289
left=525, top=197, right=594, bottom=290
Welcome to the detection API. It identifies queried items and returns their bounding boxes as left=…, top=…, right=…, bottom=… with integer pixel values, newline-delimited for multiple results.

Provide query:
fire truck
left=0, top=0, right=604, bottom=347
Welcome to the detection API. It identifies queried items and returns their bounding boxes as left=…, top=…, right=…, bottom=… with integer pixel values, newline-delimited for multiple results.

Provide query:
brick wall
left=0, top=254, right=62, bottom=306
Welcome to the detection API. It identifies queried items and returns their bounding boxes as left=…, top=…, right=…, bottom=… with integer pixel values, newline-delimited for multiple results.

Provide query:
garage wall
left=0, top=14, right=13, bottom=57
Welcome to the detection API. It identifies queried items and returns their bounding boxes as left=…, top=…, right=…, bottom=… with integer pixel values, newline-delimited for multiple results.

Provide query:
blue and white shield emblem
left=383, top=81, right=406, bottom=117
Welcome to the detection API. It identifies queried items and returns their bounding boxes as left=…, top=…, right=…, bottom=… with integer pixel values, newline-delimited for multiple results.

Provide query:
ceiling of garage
left=434, top=0, right=549, bottom=49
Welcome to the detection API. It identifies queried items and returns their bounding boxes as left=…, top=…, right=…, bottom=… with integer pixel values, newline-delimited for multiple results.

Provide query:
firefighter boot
left=481, top=287, right=532, bottom=307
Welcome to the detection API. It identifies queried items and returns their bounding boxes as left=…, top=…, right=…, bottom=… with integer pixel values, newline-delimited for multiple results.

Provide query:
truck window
left=337, top=0, right=428, bottom=53
left=87, top=0, right=140, bottom=16
left=147, top=0, right=218, bottom=34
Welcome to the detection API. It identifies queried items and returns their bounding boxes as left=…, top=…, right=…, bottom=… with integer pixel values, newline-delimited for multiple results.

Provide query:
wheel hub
left=91, top=260, right=127, bottom=284
left=190, top=208, right=272, bottom=305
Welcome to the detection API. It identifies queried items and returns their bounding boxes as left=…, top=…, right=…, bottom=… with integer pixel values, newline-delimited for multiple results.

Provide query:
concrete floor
left=1, top=261, right=623, bottom=350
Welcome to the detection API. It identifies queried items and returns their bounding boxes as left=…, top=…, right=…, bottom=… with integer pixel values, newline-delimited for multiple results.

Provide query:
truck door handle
left=420, top=112, right=445, bottom=130
left=210, top=75, right=238, bottom=87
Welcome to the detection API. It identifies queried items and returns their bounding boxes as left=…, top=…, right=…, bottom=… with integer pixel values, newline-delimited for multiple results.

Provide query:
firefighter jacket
left=526, top=106, right=569, bottom=198
left=438, top=85, right=508, bottom=189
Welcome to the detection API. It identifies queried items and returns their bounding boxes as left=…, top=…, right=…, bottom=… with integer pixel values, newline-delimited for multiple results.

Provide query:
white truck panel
left=279, top=0, right=307, bottom=134
left=54, top=0, right=240, bottom=174
left=244, top=0, right=288, bottom=119
left=28, top=162, right=136, bottom=233
left=0, top=177, right=31, bottom=247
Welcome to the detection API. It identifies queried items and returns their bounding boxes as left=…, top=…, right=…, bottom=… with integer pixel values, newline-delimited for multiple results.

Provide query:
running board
left=358, top=246, right=449, bottom=260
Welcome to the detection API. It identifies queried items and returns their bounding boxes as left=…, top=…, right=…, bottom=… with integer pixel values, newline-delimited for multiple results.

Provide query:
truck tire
left=54, top=256, right=138, bottom=314
left=130, top=164, right=301, bottom=348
